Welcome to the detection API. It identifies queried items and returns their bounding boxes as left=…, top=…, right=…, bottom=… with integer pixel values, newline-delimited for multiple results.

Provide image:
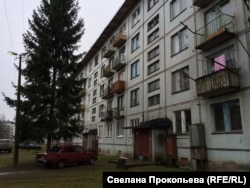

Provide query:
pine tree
left=20, top=0, right=85, bottom=151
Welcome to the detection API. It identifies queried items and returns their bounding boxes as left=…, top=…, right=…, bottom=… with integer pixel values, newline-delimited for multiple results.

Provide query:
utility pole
left=8, top=51, right=26, bottom=167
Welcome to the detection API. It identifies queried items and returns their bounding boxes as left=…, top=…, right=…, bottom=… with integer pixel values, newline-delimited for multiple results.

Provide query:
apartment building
left=76, top=0, right=250, bottom=171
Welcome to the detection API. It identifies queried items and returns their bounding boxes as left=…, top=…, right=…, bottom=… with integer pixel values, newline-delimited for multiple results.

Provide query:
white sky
left=0, top=0, right=124, bottom=121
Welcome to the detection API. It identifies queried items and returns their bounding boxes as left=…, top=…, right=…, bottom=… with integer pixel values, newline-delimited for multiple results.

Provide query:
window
left=148, top=14, right=159, bottom=32
left=148, top=0, right=159, bottom=11
left=101, top=66, right=105, bottom=77
left=132, top=7, right=140, bottom=26
left=148, top=28, right=159, bottom=44
left=87, top=94, right=91, bottom=104
left=174, top=109, right=191, bottom=134
left=170, top=0, right=186, bottom=20
left=131, top=60, right=139, bottom=79
left=117, top=121, right=124, bottom=137
left=88, top=78, right=92, bottom=88
left=93, top=97, right=96, bottom=104
left=94, top=79, right=97, bottom=86
left=106, top=122, right=112, bottom=137
left=86, top=110, right=90, bottom=121
left=131, top=88, right=139, bottom=107
left=98, top=125, right=103, bottom=137
left=129, top=118, right=139, bottom=136
left=148, top=94, right=160, bottom=106
left=171, top=28, right=188, bottom=55
left=92, top=108, right=96, bottom=114
left=94, top=72, right=98, bottom=79
left=211, top=99, right=242, bottom=132
left=99, top=104, right=104, bottom=117
left=108, top=78, right=113, bottom=89
left=92, top=116, right=95, bottom=122
left=206, top=46, right=236, bottom=74
left=172, top=66, right=189, bottom=93
left=100, top=84, right=104, bottom=97
left=131, top=33, right=140, bottom=52
left=205, top=1, right=231, bottom=35
left=148, top=60, right=160, bottom=75
left=148, top=79, right=160, bottom=92
left=93, top=89, right=97, bottom=96
left=89, top=61, right=92, bottom=72
left=95, top=55, right=98, bottom=66
left=119, top=23, right=126, bottom=33
left=148, top=46, right=159, bottom=61
left=117, top=95, right=124, bottom=110
left=101, top=47, right=106, bottom=59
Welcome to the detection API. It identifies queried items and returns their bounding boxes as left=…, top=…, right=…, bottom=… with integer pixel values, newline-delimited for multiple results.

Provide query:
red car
left=35, top=144, right=97, bottom=169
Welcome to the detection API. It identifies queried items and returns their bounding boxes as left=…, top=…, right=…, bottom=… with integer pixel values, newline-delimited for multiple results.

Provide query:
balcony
left=103, top=65, right=114, bottom=78
left=78, top=89, right=86, bottom=97
left=100, top=110, right=113, bottom=122
left=101, top=87, right=114, bottom=99
left=113, top=33, right=127, bottom=48
left=195, top=14, right=236, bottom=51
left=103, top=45, right=115, bottom=58
left=193, top=0, right=214, bottom=8
left=79, top=104, right=85, bottom=111
left=112, top=80, right=125, bottom=94
left=196, top=69, right=240, bottom=98
left=112, top=108, right=125, bottom=119
left=112, top=55, right=126, bottom=71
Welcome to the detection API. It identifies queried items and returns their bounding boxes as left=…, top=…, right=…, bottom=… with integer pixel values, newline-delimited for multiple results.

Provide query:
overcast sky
left=0, top=0, right=124, bottom=121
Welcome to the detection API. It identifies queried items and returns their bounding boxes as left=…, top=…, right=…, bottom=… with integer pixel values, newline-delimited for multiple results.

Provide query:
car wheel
left=89, top=158, right=95, bottom=165
left=57, top=160, right=65, bottom=169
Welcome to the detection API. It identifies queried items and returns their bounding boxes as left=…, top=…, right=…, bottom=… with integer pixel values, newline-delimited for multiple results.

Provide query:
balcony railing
left=100, top=110, right=113, bottom=121
left=193, top=0, right=214, bottom=8
left=113, top=32, right=127, bottom=48
left=195, top=14, right=235, bottom=51
left=112, top=55, right=126, bottom=71
left=103, top=45, right=116, bottom=58
left=112, top=108, right=125, bottom=119
left=103, top=65, right=114, bottom=78
left=100, top=87, right=114, bottom=99
left=112, top=80, right=125, bottom=94
left=196, top=69, right=240, bottom=97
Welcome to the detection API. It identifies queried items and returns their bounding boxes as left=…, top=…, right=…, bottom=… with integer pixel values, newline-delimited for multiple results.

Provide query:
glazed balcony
left=196, top=69, right=240, bottom=98
left=103, top=45, right=116, bottom=58
left=113, top=32, right=127, bottom=48
left=112, top=80, right=125, bottom=94
left=112, top=108, right=125, bottom=119
left=195, top=14, right=235, bottom=51
left=103, top=65, right=114, bottom=78
left=100, top=110, right=113, bottom=122
left=100, top=87, right=114, bottom=99
left=112, top=55, right=126, bottom=71
left=193, top=0, right=214, bottom=8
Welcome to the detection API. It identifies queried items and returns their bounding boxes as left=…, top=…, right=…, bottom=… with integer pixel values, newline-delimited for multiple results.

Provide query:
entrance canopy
left=133, top=118, right=172, bottom=130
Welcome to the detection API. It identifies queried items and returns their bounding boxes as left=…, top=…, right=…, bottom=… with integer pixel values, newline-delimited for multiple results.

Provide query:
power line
left=3, top=0, right=13, bottom=49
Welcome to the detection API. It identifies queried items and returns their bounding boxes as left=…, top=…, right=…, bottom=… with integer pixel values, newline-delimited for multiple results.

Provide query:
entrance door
left=134, top=128, right=152, bottom=161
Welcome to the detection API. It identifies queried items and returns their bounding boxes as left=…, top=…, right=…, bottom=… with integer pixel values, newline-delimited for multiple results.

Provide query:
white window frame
left=171, top=28, right=188, bottom=56
left=117, top=121, right=124, bottom=137
left=172, top=66, right=189, bottom=93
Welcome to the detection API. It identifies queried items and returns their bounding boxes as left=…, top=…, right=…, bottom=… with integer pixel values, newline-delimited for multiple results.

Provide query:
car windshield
left=50, top=146, right=62, bottom=152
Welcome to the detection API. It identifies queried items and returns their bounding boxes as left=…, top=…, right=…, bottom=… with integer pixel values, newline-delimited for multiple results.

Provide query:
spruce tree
left=20, top=0, right=85, bottom=151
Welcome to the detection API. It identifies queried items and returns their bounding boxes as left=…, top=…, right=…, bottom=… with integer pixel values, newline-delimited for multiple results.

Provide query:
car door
left=74, top=146, right=86, bottom=163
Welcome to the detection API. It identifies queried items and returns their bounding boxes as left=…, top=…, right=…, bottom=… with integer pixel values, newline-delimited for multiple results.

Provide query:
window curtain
left=214, top=54, right=226, bottom=71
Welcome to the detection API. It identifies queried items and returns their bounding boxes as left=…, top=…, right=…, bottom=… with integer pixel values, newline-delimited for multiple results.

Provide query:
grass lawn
left=0, top=149, right=188, bottom=188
